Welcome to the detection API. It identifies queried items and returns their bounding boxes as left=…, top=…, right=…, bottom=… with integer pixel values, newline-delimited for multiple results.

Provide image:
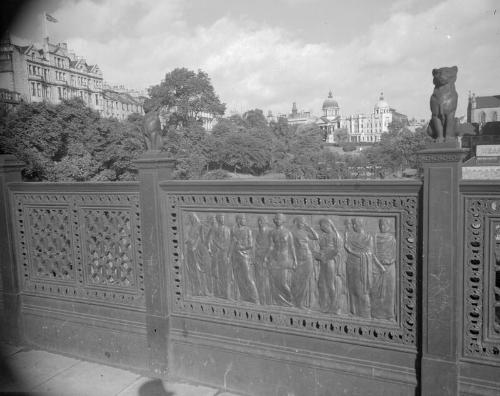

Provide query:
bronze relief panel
left=165, top=191, right=418, bottom=347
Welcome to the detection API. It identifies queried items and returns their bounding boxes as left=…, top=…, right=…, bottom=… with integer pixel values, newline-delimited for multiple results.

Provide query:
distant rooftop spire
left=328, top=90, right=333, bottom=98
left=379, top=92, right=384, bottom=100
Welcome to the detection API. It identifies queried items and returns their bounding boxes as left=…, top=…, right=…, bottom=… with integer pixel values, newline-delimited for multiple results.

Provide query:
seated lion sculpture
left=427, top=66, right=458, bottom=142
left=143, top=110, right=163, bottom=151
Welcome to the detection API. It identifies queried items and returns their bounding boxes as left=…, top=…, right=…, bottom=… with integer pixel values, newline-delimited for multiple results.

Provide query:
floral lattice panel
left=163, top=189, right=419, bottom=349
left=12, top=191, right=145, bottom=307
left=464, top=197, right=500, bottom=361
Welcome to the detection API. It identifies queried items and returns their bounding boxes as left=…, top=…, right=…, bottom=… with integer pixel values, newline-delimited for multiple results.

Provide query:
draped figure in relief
left=185, top=213, right=205, bottom=295
left=315, top=218, right=348, bottom=314
left=265, top=213, right=297, bottom=307
left=229, top=214, right=259, bottom=303
left=344, top=218, right=378, bottom=318
left=207, top=214, right=232, bottom=299
left=290, top=216, right=318, bottom=309
left=254, top=216, right=271, bottom=305
left=371, top=218, right=397, bottom=320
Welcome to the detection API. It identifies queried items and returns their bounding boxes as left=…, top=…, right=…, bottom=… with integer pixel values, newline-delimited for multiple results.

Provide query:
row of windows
left=57, top=89, right=99, bottom=105
left=350, top=135, right=380, bottom=143
left=31, top=82, right=48, bottom=98
left=477, top=111, right=498, bottom=123
left=28, top=64, right=48, bottom=79
left=27, top=63, right=102, bottom=89
left=30, top=83, right=99, bottom=105
left=347, top=119, right=388, bottom=127
left=55, top=71, right=66, bottom=81
left=54, top=56, right=66, bottom=69
left=104, top=100, right=141, bottom=112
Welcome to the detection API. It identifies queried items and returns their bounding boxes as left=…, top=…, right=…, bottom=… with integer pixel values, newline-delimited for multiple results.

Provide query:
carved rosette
left=164, top=192, right=419, bottom=349
left=12, top=192, right=145, bottom=307
left=464, top=197, right=500, bottom=361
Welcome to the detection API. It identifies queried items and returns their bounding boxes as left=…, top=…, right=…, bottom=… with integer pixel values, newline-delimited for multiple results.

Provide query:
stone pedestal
left=133, top=152, right=176, bottom=376
left=418, top=145, right=467, bottom=395
left=0, top=155, right=24, bottom=344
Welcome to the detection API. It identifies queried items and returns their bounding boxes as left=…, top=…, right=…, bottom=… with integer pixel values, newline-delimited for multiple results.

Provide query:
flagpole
left=42, top=12, right=48, bottom=40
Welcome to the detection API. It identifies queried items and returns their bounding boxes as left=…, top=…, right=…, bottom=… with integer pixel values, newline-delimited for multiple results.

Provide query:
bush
left=342, top=142, right=357, bottom=152
left=200, top=169, right=230, bottom=180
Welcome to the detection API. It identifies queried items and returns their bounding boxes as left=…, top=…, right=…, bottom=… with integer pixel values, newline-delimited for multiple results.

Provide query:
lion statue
left=143, top=110, right=163, bottom=151
left=427, top=66, right=458, bottom=142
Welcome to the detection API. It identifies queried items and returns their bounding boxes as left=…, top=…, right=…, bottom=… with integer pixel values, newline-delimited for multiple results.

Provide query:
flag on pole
left=45, top=13, right=58, bottom=23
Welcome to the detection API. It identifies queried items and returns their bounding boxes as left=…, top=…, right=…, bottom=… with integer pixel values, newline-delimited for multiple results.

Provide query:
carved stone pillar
left=418, top=144, right=467, bottom=395
left=134, top=152, right=175, bottom=376
left=0, top=155, right=24, bottom=343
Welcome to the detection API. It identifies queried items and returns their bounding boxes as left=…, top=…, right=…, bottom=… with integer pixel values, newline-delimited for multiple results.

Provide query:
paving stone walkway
left=0, top=344, right=239, bottom=396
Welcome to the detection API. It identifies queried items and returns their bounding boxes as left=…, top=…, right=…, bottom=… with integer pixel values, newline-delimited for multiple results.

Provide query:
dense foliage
left=0, top=67, right=438, bottom=181
left=145, top=68, right=226, bottom=129
left=0, top=98, right=145, bottom=181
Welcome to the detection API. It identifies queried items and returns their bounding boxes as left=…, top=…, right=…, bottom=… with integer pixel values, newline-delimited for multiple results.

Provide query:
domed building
left=342, top=93, right=394, bottom=143
left=317, top=91, right=342, bottom=143
left=281, top=91, right=407, bottom=144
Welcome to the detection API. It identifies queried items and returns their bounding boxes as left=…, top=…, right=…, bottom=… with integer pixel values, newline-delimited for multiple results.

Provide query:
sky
left=5, top=0, right=500, bottom=120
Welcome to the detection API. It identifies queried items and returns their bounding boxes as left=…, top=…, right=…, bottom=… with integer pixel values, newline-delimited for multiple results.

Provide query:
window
left=492, top=111, right=498, bottom=122
left=480, top=111, right=486, bottom=123
left=36, top=83, right=41, bottom=97
left=31, top=82, right=36, bottom=96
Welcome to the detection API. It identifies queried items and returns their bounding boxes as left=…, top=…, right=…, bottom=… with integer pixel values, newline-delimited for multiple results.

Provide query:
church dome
left=322, top=91, right=339, bottom=109
left=375, top=92, right=389, bottom=110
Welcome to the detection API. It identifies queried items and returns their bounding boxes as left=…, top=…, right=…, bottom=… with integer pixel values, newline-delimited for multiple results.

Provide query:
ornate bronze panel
left=464, top=197, right=500, bottom=360
left=12, top=192, right=145, bottom=307
left=164, top=191, right=418, bottom=348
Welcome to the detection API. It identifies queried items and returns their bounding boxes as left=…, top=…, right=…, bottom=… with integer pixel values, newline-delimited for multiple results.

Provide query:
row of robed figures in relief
left=184, top=212, right=397, bottom=321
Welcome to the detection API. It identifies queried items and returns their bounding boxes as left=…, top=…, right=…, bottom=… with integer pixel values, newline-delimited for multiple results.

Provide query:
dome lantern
left=322, top=90, right=339, bottom=110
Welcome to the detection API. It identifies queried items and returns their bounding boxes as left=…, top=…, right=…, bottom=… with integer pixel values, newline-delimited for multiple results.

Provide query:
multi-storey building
left=343, top=93, right=393, bottom=143
left=0, top=35, right=103, bottom=110
left=101, top=84, right=145, bottom=120
left=317, top=91, right=342, bottom=143
left=287, top=102, right=317, bottom=126
left=467, top=92, right=500, bottom=125
left=283, top=92, right=407, bottom=144
left=0, top=35, right=144, bottom=120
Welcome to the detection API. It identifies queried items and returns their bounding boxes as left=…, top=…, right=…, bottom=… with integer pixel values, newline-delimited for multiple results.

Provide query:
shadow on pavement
left=0, top=344, right=30, bottom=396
left=138, top=378, right=174, bottom=396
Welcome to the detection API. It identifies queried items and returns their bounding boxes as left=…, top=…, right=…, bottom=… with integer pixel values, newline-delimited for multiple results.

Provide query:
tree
left=271, top=123, right=325, bottom=179
left=0, top=98, right=145, bottom=181
left=145, top=68, right=226, bottom=129
left=242, top=109, right=268, bottom=131
left=363, top=129, right=432, bottom=175
left=333, top=127, right=349, bottom=144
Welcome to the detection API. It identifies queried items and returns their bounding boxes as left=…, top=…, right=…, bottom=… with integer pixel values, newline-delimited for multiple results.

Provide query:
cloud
left=12, top=0, right=499, bottom=119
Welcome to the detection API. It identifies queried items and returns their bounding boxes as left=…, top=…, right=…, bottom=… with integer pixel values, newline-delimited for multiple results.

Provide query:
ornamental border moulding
left=163, top=190, right=419, bottom=350
left=463, top=196, right=500, bottom=362
left=11, top=191, right=146, bottom=308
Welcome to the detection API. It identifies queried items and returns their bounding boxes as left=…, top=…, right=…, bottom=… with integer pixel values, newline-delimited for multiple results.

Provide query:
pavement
left=0, top=344, right=239, bottom=396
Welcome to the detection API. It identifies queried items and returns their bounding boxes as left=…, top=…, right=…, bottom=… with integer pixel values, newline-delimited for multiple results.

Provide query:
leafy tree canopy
left=145, top=68, right=226, bottom=129
left=0, top=98, right=145, bottom=181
